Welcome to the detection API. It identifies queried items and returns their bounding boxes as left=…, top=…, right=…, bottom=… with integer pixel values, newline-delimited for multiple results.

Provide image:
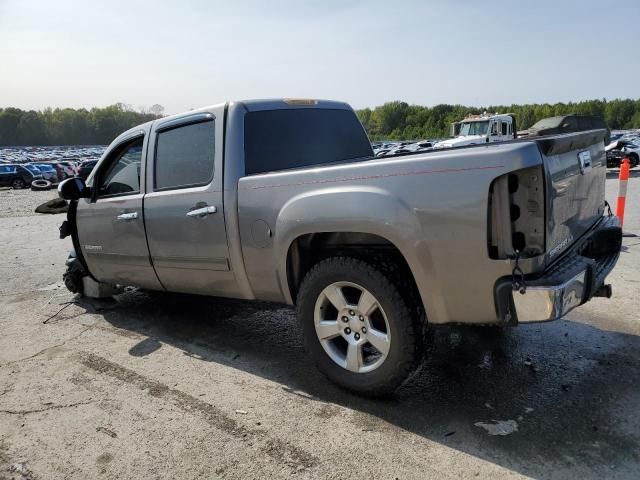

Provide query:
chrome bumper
left=495, top=215, right=622, bottom=324
left=512, top=270, right=587, bottom=322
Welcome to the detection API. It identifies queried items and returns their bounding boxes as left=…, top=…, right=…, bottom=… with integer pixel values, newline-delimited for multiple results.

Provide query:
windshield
left=459, top=121, right=489, bottom=136
left=37, top=164, right=54, bottom=171
left=25, top=165, right=41, bottom=172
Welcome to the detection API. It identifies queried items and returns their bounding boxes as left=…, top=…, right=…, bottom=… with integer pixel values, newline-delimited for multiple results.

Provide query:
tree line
left=2, top=98, right=640, bottom=146
left=357, top=98, right=640, bottom=140
left=0, top=103, right=164, bottom=146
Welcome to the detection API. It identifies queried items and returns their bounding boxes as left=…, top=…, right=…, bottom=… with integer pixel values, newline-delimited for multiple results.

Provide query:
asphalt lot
left=0, top=174, right=639, bottom=480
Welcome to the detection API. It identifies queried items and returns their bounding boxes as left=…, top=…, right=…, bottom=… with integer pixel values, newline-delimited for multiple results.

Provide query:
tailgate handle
left=187, top=205, right=217, bottom=218
left=116, top=212, right=138, bottom=221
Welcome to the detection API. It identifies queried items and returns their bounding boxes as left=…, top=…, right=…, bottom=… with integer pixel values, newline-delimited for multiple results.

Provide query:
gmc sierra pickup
left=58, top=99, right=622, bottom=396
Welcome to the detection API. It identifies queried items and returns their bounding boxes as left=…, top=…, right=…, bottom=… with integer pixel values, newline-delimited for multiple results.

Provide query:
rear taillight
left=488, top=165, right=545, bottom=259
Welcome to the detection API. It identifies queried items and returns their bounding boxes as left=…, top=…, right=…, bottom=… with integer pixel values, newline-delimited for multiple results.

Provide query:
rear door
left=144, top=108, right=235, bottom=296
left=75, top=128, right=163, bottom=290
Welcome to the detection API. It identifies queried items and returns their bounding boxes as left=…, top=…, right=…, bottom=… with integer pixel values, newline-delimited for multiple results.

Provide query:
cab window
left=501, top=122, right=508, bottom=135
left=154, top=120, right=215, bottom=190
left=244, top=109, right=372, bottom=175
left=97, top=137, right=143, bottom=197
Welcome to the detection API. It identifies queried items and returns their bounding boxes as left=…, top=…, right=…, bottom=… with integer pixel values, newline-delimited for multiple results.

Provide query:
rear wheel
left=297, top=256, right=423, bottom=396
left=11, top=178, right=25, bottom=189
left=628, top=153, right=639, bottom=169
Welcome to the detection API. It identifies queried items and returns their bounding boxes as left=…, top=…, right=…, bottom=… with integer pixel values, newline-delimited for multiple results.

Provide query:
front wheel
left=297, top=256, right=423, bottom=396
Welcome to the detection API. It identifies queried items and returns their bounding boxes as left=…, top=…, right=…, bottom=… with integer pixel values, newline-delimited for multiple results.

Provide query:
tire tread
left=296, top=256, right=423, bottom=397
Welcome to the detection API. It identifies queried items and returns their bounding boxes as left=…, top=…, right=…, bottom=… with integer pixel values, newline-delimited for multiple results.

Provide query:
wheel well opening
left=286, top=232, right=421, bottom=309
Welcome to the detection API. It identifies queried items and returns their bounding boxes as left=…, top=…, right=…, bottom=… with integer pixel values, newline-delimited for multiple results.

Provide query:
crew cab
left=58, top=99, right=622, bottom=396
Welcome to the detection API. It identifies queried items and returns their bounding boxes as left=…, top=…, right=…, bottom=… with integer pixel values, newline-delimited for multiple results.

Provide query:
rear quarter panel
left=237, top=142, right=545, bottom=324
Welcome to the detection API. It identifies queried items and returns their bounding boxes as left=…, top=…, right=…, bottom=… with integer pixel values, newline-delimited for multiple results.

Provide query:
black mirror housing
left=58, top=177, right=90, bottom=200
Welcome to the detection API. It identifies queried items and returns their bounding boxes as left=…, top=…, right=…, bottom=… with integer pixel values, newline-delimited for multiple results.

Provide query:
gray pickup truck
left=58, top=99, right=622, bottom=395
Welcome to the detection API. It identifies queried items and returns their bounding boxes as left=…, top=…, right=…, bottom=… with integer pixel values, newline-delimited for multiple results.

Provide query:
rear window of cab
left=244, top=108, right=373, bottom=175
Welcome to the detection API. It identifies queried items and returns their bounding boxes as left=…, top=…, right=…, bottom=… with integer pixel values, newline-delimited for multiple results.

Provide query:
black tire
left=297, top=256, right=423, bottom=396
left=34, top=198, right=68, bottom=214
left=628, top=153, right=639, bottom=169
left=63, top=257, right=85, bottom=294
left=11, top=178, right=26, bottom=189
left=31, top=179, right=52, bottom=191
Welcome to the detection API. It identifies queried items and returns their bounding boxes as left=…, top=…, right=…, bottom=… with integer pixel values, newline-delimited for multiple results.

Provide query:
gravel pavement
left=0, top=187, right=61, bottom=218
left=0, top=176, right=639, bottom=479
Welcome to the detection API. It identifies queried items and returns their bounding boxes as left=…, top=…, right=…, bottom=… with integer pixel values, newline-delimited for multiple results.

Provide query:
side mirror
left=58, top=177, right=90, bottom=200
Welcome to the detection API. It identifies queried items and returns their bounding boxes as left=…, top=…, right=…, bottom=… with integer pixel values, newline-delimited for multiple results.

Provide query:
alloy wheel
left=314, top=281, right=391, bottom=373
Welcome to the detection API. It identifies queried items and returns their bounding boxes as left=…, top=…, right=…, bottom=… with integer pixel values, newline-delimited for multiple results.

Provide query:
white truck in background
left=434, top=113, right=516, bottom=149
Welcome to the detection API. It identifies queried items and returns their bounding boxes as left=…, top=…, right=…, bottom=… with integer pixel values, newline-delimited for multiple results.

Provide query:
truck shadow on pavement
left=84, top=290, right=640, bottom=479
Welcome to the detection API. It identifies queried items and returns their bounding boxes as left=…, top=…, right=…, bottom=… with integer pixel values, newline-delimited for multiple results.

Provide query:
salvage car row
left=0, top=159, right=98, bottom=189
left=373, top=119, right=640, bottom=169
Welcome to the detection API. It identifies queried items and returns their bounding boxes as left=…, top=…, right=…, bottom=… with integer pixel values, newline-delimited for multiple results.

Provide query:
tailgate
left=537, top=130, right=607, bottom=263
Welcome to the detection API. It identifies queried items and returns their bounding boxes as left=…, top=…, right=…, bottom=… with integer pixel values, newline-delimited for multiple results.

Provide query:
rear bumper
left=495, top=215, right=622, bottom=323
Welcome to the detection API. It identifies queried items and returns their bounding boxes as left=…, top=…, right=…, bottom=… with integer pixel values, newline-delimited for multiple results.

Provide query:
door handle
left=116, top=212, right=138, bottom=221
left=186, top=205, right=217, bottom=218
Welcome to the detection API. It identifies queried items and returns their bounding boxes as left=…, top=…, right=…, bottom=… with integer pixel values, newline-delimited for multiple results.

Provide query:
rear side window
left=155, top=120, right=215, bottom=190
left=244, top=109, right=373, bottom=175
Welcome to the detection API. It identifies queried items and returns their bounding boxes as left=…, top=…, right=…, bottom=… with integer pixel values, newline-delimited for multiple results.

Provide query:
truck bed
left=235, top=130, right=608, bottom=325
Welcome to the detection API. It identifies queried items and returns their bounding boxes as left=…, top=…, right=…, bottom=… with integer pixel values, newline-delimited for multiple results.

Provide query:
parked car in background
left=57, top=161, right=79, bottom=178
left=46, top=162, right=69, bottom=181
left=22, top=164, right=43, bottom=178
left=31, top=163, right=59, bottom=182
left=0, top=164, right=43, bottom=189
left=520, top=114, right=610, bottom=144
left=605, top=139, right=640, bottom=168
left=78, top=159, right=98, bottom=180
left=374, top=140, right=438, bottom=158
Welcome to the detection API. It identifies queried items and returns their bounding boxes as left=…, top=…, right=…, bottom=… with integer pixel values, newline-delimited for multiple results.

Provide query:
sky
left=0, top=0, right=638, bottom=114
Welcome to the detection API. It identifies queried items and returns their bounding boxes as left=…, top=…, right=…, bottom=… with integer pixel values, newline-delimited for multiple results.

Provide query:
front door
left=143, top=109, right=235, bottom=296
left=75, top=128, right=163, bottom=290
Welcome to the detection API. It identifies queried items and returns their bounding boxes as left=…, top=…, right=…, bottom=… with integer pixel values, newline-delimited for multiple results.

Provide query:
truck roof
left=238, top=99, right=351, bottom=112
left=108, top=99, right=356, bottom=151
left=458, top=113, right=514, bottom=123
